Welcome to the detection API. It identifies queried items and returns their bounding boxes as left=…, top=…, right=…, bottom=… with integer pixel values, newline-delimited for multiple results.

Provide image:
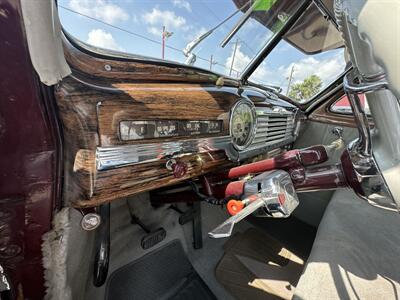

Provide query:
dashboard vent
left=250, top=109, right=295, bottom=149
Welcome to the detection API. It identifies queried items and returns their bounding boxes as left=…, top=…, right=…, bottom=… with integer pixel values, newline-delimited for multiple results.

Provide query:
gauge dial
left=230, top=100, right=256, bottom=149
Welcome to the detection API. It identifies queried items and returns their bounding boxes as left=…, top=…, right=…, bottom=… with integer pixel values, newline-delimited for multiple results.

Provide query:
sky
left=58, top=0, right=346, bottom=99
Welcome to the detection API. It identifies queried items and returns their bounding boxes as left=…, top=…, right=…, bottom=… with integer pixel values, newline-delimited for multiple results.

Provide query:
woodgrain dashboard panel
left=56, top=35, right=295, bottom=208
left=56, top=77, right=239, bottom=208
left=96, top=84, right=235, bottom=146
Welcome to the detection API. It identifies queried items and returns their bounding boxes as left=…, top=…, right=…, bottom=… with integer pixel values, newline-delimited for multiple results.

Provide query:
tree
left=288, top=75, right=322, bottom=102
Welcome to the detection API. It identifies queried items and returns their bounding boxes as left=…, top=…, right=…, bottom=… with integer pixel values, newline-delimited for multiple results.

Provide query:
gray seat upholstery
left=294, top=189, right=400, bottom=299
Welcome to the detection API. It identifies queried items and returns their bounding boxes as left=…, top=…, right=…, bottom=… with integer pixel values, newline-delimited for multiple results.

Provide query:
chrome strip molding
left=96, top=134, right=295, bottom=171
left=96, top=136, right=233, bottom=170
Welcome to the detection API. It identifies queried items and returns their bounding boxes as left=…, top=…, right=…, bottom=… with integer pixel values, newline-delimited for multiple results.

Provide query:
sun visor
left=21, top=0, right=71, bottom=86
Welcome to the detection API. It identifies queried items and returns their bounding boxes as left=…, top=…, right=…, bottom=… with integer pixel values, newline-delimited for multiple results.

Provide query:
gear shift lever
left=209, top=194, right=270, bottom=238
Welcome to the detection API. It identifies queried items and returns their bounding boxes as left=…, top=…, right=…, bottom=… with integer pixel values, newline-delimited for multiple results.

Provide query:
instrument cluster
left=119, top=119, right=223, bottom=141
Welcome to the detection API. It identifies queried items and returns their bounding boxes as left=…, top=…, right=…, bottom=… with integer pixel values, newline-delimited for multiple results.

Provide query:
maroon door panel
left=0, top=1, right=61, bottom=299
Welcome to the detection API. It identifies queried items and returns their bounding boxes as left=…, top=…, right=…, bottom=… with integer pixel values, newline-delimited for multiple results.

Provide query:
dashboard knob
left=172, top=161, right=187, bottom=178
left=166, top=159, right=187, bottom=178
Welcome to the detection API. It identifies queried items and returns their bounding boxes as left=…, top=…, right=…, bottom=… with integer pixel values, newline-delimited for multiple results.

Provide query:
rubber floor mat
left=216, top=228, right=304, bottom=300
left=106, top=240, right=216, bottom=300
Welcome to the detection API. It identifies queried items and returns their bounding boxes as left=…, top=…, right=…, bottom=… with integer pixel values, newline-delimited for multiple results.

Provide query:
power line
left=58, top=4, right=241, bottom=76
left=59, top=5, right=182, bottom=53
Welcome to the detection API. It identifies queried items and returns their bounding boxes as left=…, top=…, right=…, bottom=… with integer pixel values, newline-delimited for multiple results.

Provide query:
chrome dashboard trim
left=96, top=102, right=298, bottom=171
left=96, top=136, right=233, bottom=170
left=96, top=134, right=296, bottom=171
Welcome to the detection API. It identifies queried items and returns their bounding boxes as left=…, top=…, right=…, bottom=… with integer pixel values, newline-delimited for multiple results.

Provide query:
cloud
left=225, top=44, right=270, bottom=80
left=87, top=29, right=124, bottom=51
left=69, top=0, right=129, bottom=24
left=281, top=52, right=346, bottom=85
left=172, top=0, right=192, bottom=12
left=143, top=8, right=188, bottom=36
left=225, top=45, right=250, bottom=77
left=247, top=50, right=346, bottom=91
left=222, top=40, right=346, bottom=94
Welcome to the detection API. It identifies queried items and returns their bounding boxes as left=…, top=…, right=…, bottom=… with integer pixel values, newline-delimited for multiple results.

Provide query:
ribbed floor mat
left=105, top=240, right=216, bottom=300
left=216, top=228, right=304, bottom=300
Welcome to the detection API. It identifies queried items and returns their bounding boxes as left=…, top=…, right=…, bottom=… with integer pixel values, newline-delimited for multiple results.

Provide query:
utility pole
left=209, top=55, right=218, bottom=71
left=286, top=65, right=295, bottom=95
left=162, top=26, right=165, bottom=59
left=229, top=38, right=239, bottom=77
left=161, top=26, right=173, bottom=60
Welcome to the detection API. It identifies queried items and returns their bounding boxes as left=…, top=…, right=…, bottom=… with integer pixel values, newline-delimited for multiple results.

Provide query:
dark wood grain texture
left=56, top=36, right=253, bottom=207
left=96, top=84, right=236, bottom=146
left=56, top=37, right=286, bottom=208
left=56, top=76, right=241, bottom=207
left=63, top=34, right=240, bottom=85
left=72, top=151, right=232, bottom=208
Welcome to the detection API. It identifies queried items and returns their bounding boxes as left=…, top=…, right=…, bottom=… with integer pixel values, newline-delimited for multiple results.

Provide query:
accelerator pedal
left=130, top=213, right=166, bottom=250
left=141, top=228, right=166, bottom=250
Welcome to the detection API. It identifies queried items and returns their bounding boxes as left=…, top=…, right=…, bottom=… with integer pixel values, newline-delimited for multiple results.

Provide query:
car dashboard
left=57, top=37, right=302, bottom=208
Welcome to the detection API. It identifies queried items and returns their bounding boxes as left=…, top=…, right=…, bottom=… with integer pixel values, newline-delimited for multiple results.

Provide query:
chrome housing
left=209, top=170, right=299, bottom=238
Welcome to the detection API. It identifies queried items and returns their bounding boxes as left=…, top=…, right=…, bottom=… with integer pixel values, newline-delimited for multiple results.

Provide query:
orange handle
left=227, top=200, right=245, bottom=216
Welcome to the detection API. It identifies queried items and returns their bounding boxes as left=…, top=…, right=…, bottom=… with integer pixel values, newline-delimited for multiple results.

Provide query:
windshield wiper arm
left=220, top=0, right=259, bottom=48
left=183, top=30, right=215, bottom=64
left=183, top=1, right=252, bottom=65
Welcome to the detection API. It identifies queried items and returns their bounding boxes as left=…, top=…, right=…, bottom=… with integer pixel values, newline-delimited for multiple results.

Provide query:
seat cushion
left=294, top=188, right=400, bottom=300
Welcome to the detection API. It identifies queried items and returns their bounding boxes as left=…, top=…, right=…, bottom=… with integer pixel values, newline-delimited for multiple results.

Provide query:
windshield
left=249, top=2, right=347, bottom=102
left=58, top=0, right=346, bottom=102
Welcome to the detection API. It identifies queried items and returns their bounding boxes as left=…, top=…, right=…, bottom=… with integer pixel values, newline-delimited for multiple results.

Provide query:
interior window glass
left=57, top=0, right=302, bottom=78
left=330, top=94, right=371, bottom=115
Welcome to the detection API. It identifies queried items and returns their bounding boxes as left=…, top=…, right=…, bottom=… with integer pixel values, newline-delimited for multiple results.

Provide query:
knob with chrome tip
left=332, top=126, right=344, bottom=139
left=326, top=126, right=345, bottom=152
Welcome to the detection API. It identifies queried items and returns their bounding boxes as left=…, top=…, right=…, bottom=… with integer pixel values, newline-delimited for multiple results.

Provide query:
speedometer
left=230, top=100, right=256, bottom=150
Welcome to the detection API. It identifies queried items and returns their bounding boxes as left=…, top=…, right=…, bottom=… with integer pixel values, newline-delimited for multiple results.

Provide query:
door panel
left=293, top=119, right=358, bottom=227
